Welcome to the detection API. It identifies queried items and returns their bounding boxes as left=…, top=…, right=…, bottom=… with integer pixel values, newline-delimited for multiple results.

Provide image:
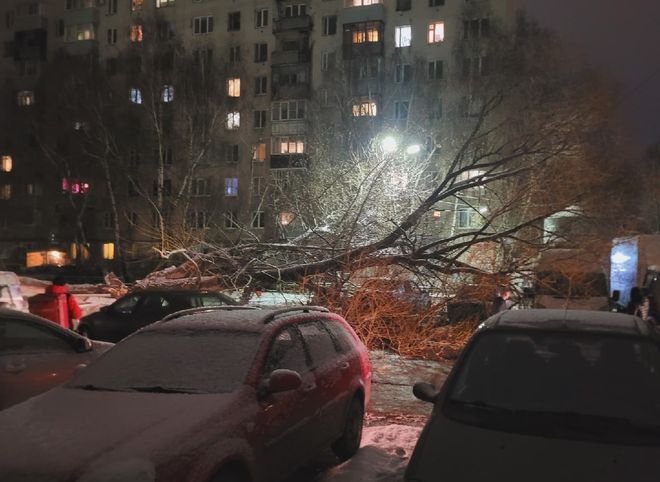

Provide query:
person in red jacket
left=41, top=276, right=83, bottom=330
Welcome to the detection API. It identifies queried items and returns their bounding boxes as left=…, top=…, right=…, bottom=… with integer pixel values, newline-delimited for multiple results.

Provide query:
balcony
left=63, top=7, right=98, bottom=25
left=14, top=15, right=48, bottom=31
left=340, top=3, right=385, bottom=24
left=65, top=39, right=98, bottom=56
left=270, top=154, right=309, bottom=170
left=342, top=40, right=383, bottom=59
left=271, top=49, right=310, bottom=66
left=272, top=82, right=310, bottom=100
left=271, top=120, right=307, bottom=136
left=274, top=15, right=313, bottom=33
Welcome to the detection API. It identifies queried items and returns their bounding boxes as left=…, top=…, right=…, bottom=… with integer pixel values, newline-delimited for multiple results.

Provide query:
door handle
left=302, top=383, right=316, bottom=392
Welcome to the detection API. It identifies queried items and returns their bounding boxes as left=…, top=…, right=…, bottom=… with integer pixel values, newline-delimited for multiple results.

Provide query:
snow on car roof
left=482, top=309, right=651, bottom=337
left=146, top=306, right=331, bottom=333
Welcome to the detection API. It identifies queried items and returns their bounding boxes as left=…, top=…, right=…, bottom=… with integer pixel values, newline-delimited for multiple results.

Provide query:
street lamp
left=406, top=144, right=421, bottom=155
left=381, top=136, right=398, bottom=153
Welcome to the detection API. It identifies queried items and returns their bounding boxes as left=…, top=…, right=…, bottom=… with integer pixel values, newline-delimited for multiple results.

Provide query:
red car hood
left=0, top=385, right=251, bottom=481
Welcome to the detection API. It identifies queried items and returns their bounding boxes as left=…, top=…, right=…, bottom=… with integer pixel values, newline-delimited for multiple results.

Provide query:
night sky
left=521, top=0, right=660, bottom=151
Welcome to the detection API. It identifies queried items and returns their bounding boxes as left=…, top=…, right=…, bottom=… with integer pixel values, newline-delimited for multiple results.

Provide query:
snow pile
left=319, top=425, right=421, bottom=482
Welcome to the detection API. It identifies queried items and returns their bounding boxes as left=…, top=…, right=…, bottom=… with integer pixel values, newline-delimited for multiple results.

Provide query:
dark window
left=428, top=59, right=443, bottom=80
left=0, top=320, right=72, bottom=353
left=394, top=63, right=411, bottom=83
left=429, top=0, right=444, bottom=5
left=254, top=43, right=267, bottom=62
left=229, top=45, right=241, bottom=63
left=263, top=327, right=309, bottom=375
left=254, top=110, right=266, bottom=129
left=322, top=320, right=354, bottom=354
left=396, top=0, right=411, bottom=11
left=299, top=321, right=337, bottom=368
left=228, top=11, right=241, bottom=31
left=322, top=15, right=337, bottom=35
left=106, top=58, right=118, bottom=75
left=255, top=76, right=268, bottom=95
left=226, top=144, right=239, bottom=163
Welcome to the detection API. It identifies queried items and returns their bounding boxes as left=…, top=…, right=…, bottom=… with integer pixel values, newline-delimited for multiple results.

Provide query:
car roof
left=0, top=307, right=81, bottom=338
left=126, top=289, right=238, bottom=303
left=480, top=309, right=653, bottom=337
left=145, top=306, right=333, bottom=334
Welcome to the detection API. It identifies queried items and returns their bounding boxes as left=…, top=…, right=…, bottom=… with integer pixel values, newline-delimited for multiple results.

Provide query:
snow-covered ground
left=317, top=425, right=422, bottom=482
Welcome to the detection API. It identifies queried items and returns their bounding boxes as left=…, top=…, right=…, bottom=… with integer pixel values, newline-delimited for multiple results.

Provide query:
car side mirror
left=258, top=369, right=302, bottom=399
left=75, top=337, right=93, bottom=353
left=412, top=382, right=439, bottom=404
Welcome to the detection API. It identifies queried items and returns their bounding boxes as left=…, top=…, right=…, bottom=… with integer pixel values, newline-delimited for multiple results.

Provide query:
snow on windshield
left=69, top=331, right=260, bottom=393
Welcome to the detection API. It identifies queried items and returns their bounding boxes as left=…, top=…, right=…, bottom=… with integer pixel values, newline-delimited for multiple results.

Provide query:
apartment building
left=0, top=0, right=514, bottom=276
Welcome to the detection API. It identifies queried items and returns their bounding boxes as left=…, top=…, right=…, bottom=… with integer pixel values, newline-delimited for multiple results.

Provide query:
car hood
left=407, top=415, right=660, bottom=482
left=0, top=385, right=252, bottom=481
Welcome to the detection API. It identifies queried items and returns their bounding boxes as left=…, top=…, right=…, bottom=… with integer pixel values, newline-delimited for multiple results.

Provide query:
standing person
left=627, top=286, right=651, bottom=321
left=491, top=288, right=511, bottom=315
left=28, top=276, right=82, bottom=330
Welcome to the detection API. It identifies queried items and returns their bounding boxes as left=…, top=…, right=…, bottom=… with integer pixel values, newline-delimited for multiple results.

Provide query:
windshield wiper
left=70, top=384, right=129, bottom=392
left=127, top=385, right=206, bottom=394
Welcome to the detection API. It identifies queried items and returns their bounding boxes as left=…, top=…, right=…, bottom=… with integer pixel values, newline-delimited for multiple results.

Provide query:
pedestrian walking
left=28, top=276, right=82, bottom=330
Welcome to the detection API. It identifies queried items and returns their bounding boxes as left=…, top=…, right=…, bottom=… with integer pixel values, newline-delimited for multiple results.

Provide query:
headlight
left=78, top=458, right=155, bottom=482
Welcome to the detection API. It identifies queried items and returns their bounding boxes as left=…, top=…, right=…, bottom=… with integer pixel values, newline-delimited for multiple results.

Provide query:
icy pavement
left=368, top=350, right=453, bottom=419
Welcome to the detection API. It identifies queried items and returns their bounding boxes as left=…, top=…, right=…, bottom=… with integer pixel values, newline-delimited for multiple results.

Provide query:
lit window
left=274, top=138, right=305, bottom=154
left=395, top=25, right=412, bottom=47
left=0, top=185, right=10, bottom=200
left=1, top=156, right=12, bottom=172
left=193, top=16, right=213, bottom=35
left=351, top=22, right=380, bottom=43
left=226, top=112, right=240, bottom=129
left=188, top=211, right=209, bottom=229
left=131, top=0, right=143, bottom=11
left=102, top=243, right=115, bottom=260
left=280, top=212, right=295, bottom=226
left=162, top=85, right=174, bottom=102
left=352, top=101, right=377, bottom=117
left=191, top=178, right=210, bottom=196
left=428, top=21, right=444, bottom=43
left=130, top=24, right=143, bottom=42
left=61, top=178, right=89, bottom=194
left=17, top=90, right=35, bottom=106
left=456, top=207, right=482, bottom=229
left=64, top=23, right=94, bottom=41
left=156, top=0, right=175, bottom=7
left=129, top=87, right=142, bottom=104
left=228, top=78, right=241, bottom=97
left=345, top=0, right=382, bottom=6
left=252, top=211, right=265, bottom=229
left=224, top=177, right=238, bottom=196
left=253, top=143, right=267, bottom=161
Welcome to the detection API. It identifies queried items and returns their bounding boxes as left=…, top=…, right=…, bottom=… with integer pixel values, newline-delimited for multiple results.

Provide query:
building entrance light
left=381, top=136, right=398, bottom=153
left=406, top=144, right=421, bottom=155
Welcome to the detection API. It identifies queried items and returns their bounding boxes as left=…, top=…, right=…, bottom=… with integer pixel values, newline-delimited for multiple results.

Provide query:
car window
left=112, top=294, right=140, bottom=315
left=445, top=331, right=660, bottom=445
left=0, top=319, right=73, bottom=353
left=69, top=330, right=260, bottom=394
left=263, top=327, right=309, bottom=375
left=137, top=294, right=170, bottom=314
left=199, top=294, right=228, bottom=307
left=298, top=321, right=337, bottom=368
left=322, top=319, right=354, bottom=354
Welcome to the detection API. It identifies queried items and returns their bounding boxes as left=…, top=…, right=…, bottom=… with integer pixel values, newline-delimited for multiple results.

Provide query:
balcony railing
left=271, top=49, right=311, bottom=66
left=273, top=15, right=313, bottom=33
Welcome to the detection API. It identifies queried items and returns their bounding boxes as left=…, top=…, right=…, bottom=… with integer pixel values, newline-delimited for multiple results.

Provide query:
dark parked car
left=77, top=289, right=237, bottom=342
left=0, top=308, right=112, bottom=410
left=405, top=309, right=660, bottom=482
left=0, top=306, right=371, bottom=482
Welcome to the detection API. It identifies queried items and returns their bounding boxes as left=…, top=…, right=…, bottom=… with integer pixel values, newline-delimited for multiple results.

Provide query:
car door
left=254, top=325, right=319, bottom=479
left=297, top=320, right=349, bottom=445
left=91, top=294, right=141, bottom=342
left=0, top=318, right=83, bottom=409
left=131, top=294, right=172, bottom=332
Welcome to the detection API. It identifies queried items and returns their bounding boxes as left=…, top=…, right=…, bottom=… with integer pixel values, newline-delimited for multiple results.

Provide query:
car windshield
left=67, top=330, right=260, bottom=394
left=445, top=330, right=660, bottom=445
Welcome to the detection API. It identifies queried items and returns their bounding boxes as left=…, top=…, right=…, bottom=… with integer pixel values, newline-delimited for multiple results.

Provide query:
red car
left=0, top=306, right=371, bottom=482
left=0, top=308, right=113, bottom=410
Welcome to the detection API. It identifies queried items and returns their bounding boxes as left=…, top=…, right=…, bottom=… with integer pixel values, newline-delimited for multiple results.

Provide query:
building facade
left=0, top=0, right=514, bottom=277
